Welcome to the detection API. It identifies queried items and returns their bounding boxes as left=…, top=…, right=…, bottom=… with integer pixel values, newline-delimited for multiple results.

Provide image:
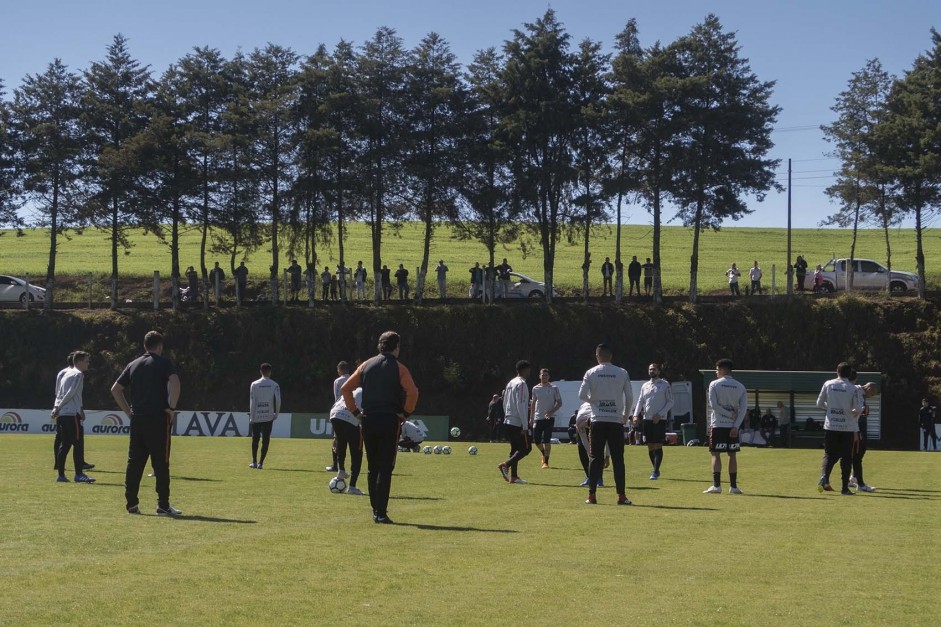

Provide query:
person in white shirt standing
left=326, top=361, right=351, bottom=473
left=705, top=358, right=747, bottom=494
left=632, top=363, right=674, bottom=480
left=726, top=264, right=741, bottom=296
left=52, top=351, right=95, bottom=483
left=530, top=368, right=563, bottom=469
left=578, top=343, right=633, bottom=505
left=435, top=260, right=448, bottom=299
left=249, top=363, right=281, bottom=469
left=749, top=261, right=763, bottom=295
left=497, top=360, right=532, bottom=484
left=816, top=362, right=862, bottom=495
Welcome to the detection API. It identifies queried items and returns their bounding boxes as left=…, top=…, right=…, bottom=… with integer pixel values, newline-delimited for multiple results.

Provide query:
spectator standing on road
left=642, top=258, right=655, bottom=297
left=380, top=265, right=392, bottom=300
left=794, top=255, right=808, bottom=291
left=496, top=258, right=513, bottom=299
left=354, top=261, right=367, bottom=300
left=469, top=263, right=482, bottom=299
left=234, top=261, right=248, bottom=303
left=341, top=330, right=419, bottom=524
left=320, top=266, right=331, bottom=301
left=704, top=358, right=747, bottom=495
left=812, top=264, right=824, bottom=293
left=435, top=260, right=448, bottom=299
left=628, top=256, right=642, bottom=297
left=209, top=261, right=226, bottom=300
left=749, top=261, right=763, bottom=295
left=329, top=269, right=339, bottom=301
left=287, top=259, right=302, bottom=302
left=185, top=266, right=199, bottom=302
left=248, top=363, right=281, bottom=469
left=111, top=330, right=182, bottom=516
left=726, top=263, right=741, bottom=296
left=579, top=343, right=633, bottom=506
left=395, top=264, right=410, bottom=299
left=601, top=257, right=615, bottom=297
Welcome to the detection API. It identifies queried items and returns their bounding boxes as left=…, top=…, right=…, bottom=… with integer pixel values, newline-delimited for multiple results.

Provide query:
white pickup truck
left=817, top=258, right=918, bottom=293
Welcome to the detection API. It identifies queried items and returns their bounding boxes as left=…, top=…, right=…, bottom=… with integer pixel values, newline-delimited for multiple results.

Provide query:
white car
left=817, top=258, right=918, bottom=293
left=470, top=272, right=560, bottom=299
left=0, top=275, right=46, bottom=303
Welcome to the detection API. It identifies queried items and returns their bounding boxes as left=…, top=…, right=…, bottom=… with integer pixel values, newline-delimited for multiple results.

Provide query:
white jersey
left=330, top=388, right=363, bottom=426
left=578, top=362, right=632, bottom=424
left=531, top=383, right=562, bottom=421
left=749, top=267, right=762, bottom=281
left=707, top=375, right=748, bottom=429
left=400, top=420, right=424, bottom=443
left=633, top=378, right=674, bottom=422
left=503, top=376, right=530, bottom=427
left=53, top=367, right=84, bottom=416
left=816, top=377, right=861, bottom=432
left=249, top=377, right=281, bottom=423
left=333, top=374, right=349, bottom=402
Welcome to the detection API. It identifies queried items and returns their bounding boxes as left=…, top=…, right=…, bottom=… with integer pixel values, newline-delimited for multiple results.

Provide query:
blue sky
left=1, top=0, right=937, bottom=229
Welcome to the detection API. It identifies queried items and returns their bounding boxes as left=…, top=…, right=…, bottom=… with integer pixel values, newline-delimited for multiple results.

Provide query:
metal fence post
left=153, top=271, right=160, bottom=310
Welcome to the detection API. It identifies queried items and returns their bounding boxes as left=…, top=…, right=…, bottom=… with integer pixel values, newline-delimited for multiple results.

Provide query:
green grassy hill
left=2, top=222, right=938, bottom=294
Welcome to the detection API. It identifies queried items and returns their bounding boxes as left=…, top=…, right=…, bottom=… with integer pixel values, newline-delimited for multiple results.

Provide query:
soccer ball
left=468, top=446, right=478, bottom=455
left=329, top=476, right=347, bottom=493
left=422, top=446, right=432, bottom=454
left=433, top=445, right=442, bottom=454
left=442, top=446, right=452, bottom=455
left=450, top=427, right=461, bottom=438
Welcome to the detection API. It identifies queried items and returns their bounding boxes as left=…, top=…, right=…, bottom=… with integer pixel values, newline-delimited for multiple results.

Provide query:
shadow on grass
left=632, top=504, right=719, bottom=511
left=175, top=476, right=222, bottom=482
left=389, top=495, right=443, bottom=501
left=168, top=515, right=256, bottom=524
left=876, top=488, right=941, bottom=494
left=263, top=468, right=318, bottom=473
left=862, top=493, right=937, bottom=500
left=396, top=522, right=517, bottom=533
left=745, top=493, right=825, bottom=500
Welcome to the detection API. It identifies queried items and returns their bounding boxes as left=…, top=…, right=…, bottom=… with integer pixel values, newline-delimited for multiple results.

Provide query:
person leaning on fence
left=749, top=261, right=763, bottom=295
left=287, top=259, right=302, bottom=302
left=469, top=262, right=482, bottom=299
left=726, top=263, right=741, bottom=296
left=209, top=262, right=225, bottom=298
left=628, top=256, right=642, bottom=297
left=320, top=266, right=331, bottom=301
left=794, top=255, right=808, bottom=291
left=234, top=262, right=248, bottom=302
left=496, top=258, right=513, bottom=298
left=185, top=266, right=199, bottom=302
left=435, top=260, right=448, bottom=299
left=601, top=256, right=615, bottom=296
left=354, top=261, right=367, bottom=300
left=642, top=258, right=655, bottom=296
left=395, top=264, right=409, bottom=299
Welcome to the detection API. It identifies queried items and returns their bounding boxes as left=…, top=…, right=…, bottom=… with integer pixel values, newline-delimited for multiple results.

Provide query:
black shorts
left=532, top=420, right=554, bottom=444
left=642, top=420, right=667, bottom=444
left=644, top=277, right=652, bottom=288
left=251, top=421, right=273, bottom=438
left=708, top=427, right=740, bottom=453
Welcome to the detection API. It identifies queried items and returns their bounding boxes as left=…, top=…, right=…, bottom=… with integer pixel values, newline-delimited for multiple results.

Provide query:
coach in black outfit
left=111, top=330, right=182, bottom=516
left=341, top=331, right=419, bottom=524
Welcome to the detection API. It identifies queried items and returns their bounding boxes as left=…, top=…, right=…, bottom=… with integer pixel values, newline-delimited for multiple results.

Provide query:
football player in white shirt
left=530, top=368, right=563, bottom=469
left=249, top=363, right=281, bottom=469
left=632, top=363, right=674, bottom=480
left=326, top=361, right=351, bottom=472
left=497, top=360, right=532, bottom=484
left=816, top=362, right=862, bottom=495
left=705, top=358, right=748, bottom=494
left=578, top=343, right=633, bottom=505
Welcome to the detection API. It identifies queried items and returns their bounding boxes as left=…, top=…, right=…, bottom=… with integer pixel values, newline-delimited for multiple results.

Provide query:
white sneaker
left=703, top=485, right=721, bottom=494
left=729, top=487, right=743, bottom=495
left=510, top=477, right=527, bottom=484
left=156, top=505, right=182, bottom=517
left=858, top=484, right=876, bottom=493
left=848, top=476, right=858, bottom=488
left=347, top=486, right=363, bottom=495
left=337, top=470, right=349, bottom=480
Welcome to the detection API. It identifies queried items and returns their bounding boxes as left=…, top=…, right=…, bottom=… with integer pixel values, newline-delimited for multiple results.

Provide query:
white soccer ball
left=329, top=476, right=347, bottom=493
left=422, top=446, right=432, bottom=455
left=433, top=445, right=442, bottom=455
left=450, top=427, right=461, bottom=438
left=442, top=446, right=452, bottom=455
left=468, top=446, right=478, bottom=455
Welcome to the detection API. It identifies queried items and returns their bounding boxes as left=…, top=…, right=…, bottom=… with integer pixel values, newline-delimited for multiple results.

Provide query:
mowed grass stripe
left=2, top=223, right=938, bottom=294
left=1, top=435, right=938, bottom=625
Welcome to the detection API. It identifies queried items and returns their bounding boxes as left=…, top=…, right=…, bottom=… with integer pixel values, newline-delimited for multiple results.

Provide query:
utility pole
left=786, top=158, right=793, bottom=297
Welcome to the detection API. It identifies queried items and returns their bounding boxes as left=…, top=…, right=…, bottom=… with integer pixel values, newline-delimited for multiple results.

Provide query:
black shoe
left=375, top=515, right=394, bottom=524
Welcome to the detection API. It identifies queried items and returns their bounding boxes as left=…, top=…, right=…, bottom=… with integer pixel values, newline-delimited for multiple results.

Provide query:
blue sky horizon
left=1, top=0, right=938, bottom=231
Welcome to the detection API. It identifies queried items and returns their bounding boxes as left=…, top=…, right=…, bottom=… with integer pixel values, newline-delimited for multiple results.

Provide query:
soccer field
left=2, top=436, right=938, bottom=625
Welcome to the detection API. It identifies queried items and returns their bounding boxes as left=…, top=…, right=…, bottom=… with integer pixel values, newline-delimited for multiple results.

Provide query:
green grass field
left=2, top=222, right=939, bottom=295
left=2, top=435, right=938, bottom=625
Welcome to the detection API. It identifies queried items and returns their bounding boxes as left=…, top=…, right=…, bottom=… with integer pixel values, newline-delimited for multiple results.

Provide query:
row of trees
left=0, top=11, right=935, bottom=309
left=822, top=30, right=941, bottom=298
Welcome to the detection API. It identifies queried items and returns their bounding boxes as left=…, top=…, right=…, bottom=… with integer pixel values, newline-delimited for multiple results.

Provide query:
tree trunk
left=652, top=178, right=663, bottom=306
left=915, top=204, right=926, bottom=299
left=110, top=196, right=118, bottom=310
left=688, top=200, right=703, bottom=304
left=582, top=219, right=591, bottom=302
left=45, top=171, right=59, bottom=311
left=171, top=196, right=181, bottom=311
left=848, top=182, right=860, bottom=292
